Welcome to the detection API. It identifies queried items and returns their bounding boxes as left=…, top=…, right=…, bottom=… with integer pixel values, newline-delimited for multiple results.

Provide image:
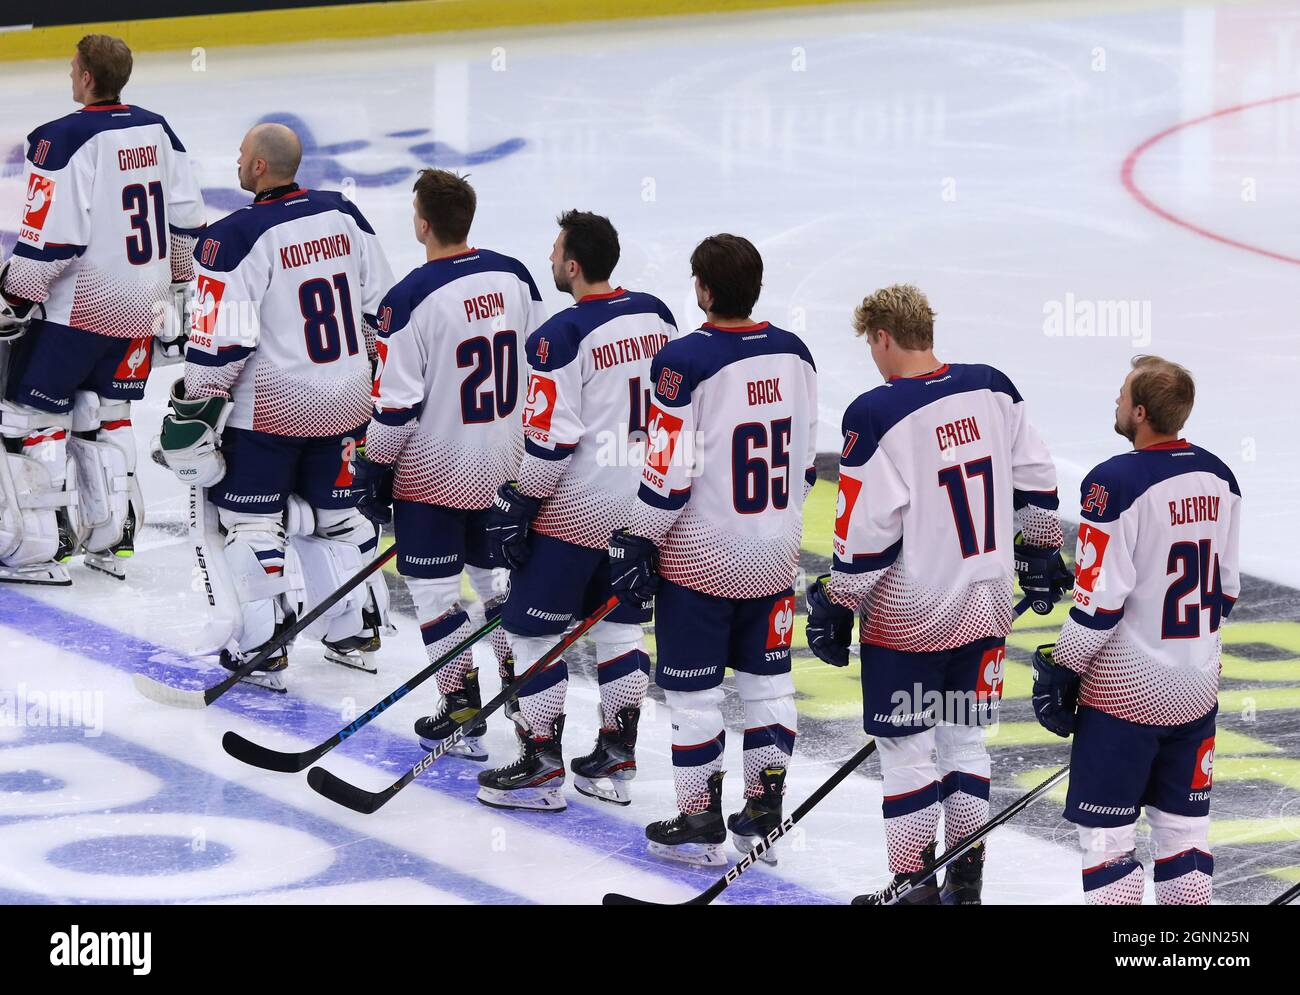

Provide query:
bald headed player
left=156, top=122, right=395, bottom=691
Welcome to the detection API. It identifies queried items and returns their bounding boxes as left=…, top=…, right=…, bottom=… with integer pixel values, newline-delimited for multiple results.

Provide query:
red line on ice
left=1120, top=90, right=1300, bottom=266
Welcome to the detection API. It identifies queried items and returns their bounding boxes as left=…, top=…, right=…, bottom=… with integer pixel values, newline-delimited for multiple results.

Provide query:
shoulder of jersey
left=654, top=320, right=813, bottom=381
left=1083, top=442, right=1240, bottom=520
left=380, top=247, right=541, bottom=320
left=27, top=104, right=185, bottom=171
left=844, top=362, right=1020, bottom=436
left=197, top=189, right=372, bottom=273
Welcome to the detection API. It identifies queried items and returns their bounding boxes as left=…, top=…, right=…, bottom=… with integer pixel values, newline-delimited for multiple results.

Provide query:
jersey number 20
left=458, top=331, right=519, bottom=424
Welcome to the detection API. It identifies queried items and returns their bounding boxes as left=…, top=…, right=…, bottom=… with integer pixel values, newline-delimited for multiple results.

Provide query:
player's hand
left=155, top=378, right=229, bottom=487
left=1031, top=644, right=1079, bottom=737
left=0, top=263, right=42, bottom=340
left=805, top=574, right=853, bottom=667
left=351, top=445, right=394, bottom=526
left=485, top=482, right=541, bottom=570
left=1015, top=537, right=1073, bottom=615
left=607, top=530, right=659, bottom=605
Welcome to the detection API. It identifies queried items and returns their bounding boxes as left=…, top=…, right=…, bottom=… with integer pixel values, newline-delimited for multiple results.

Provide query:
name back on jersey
left=520, top=288, right=678, bottom=549
left=184, top=187, right=393, bottom=437
left=831, top=363, right=1060, bottom=652
left=1064, top=440, right=1242, bottom=725
left=367, top=248, right=546, bottom=510
left=629, top=321, right=819, bottom=599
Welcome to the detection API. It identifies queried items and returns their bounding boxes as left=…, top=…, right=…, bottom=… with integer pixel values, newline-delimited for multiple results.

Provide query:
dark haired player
left=477, top=210, right=676, bottom=811
left=353, top=169, right=545, bottom=754
left=609, top=234, right=817, bottom=864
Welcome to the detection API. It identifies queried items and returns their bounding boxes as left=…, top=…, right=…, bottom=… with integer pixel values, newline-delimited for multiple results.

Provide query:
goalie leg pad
left=302, top=506, right=387, bottom=647
left=0, top=451, right=68, bottom=568
left=218, top=508, right=288, bottom=654
left=67, top=435, right=130, bottom=553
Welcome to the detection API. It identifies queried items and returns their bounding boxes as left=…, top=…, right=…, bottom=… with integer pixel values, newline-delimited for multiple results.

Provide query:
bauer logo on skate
left=20, top=173, right=54, bottom=241
left=523, top=374, right=557, bottom=434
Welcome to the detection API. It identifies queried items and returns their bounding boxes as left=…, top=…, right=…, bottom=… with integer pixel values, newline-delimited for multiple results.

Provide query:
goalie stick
left=604, top=739, right=880, bottom=906
left=222, top=613, right=503, bottom=772
left=878, top=762, right=1070, bottom=905
left=133, top=545, right=399, bottom=708
left=307, top=595, right=619, bottom=814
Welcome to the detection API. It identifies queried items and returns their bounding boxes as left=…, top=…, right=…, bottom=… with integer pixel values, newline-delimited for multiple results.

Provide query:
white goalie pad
left=188, top=487, right=243, bottom=654
left=284, top=533, right=390, bottom=645
left=67, top=435, right=130, bottom=553
left=0, top=451, right=68, bottom=566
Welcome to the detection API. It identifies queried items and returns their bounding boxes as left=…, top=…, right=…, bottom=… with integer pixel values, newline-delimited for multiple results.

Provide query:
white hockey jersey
left=1055, top=440, right=1242, bottom=726
left=518, top=287, right=677, bottom=549
left=366, top=248, right=546, bottom=509
left=185, top=187, right=394, bottom=437
left=828, top=363, right=1062, bottom=652
left=628, top=321, right=818, bottom=599
left=5, top=102, right=206, bottom=338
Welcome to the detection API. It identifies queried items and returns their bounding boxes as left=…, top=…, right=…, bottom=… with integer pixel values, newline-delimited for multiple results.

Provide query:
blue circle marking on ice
left=46, top=835, right=233, bottom=876
left=0, top=770, right=66, bottom=793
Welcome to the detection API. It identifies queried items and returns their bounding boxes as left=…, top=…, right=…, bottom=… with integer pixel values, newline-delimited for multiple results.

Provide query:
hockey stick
left=222, top=613, right=502, bottom=772
left=1268, top=880, right=1300, bottom=906
left=602, top=596, right=1034, bottom=905
left=603, top=738, right=880, bottom=906
left=879, top=762, right=1070, bottom=905
left=133, top=544, right=399, bottom=708
left=307, top=595, right=619, bottom=814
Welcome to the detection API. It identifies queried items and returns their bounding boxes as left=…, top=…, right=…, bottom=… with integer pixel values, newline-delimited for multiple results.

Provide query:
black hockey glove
left=1031, top=644, right=1080, bottom=738
left=351, top=444, right=395, bottom=526
left=805, top=574, right=854, bottom=667
left=607, top=530, right=659, bottom=605
left=1014, top=536, right=1073, bottom=615
left=486, top=481, right=541, bottom=570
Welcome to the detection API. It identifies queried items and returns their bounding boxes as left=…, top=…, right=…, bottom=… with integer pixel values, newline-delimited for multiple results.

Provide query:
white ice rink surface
left=0, top=0, right=1297, bottom=903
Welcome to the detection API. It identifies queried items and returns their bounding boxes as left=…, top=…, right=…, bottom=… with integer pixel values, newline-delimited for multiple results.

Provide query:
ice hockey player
left=477, top=210, right=676, bottom=811
left=156, top=122, right=394, bottom=691
left=607, top=234, right=817, bottom=865
left=0, top=35, right=205, bottom=585
left=1032, top=356, right=1240, bottom=905
left=350, top=170, right=545, bottom=754
left=804, top=284, right=1069, bottom=905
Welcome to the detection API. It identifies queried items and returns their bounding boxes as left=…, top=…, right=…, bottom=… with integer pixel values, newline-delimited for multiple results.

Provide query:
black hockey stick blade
left=306, top=765, right=387, bottom=815
left=307, top=596, right=620, bottom=814
left=604, top=739, right=880, bottom=906
left=134, top=544, right=399, bottom=708
left=221, top=614, right=503, bottom=772
left=1269, top=879, right=1300, bottom=906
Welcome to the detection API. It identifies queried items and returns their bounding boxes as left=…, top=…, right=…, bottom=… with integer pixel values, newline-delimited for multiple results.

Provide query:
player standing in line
left=1032, top=356, right=1240, bottom=905
left=608, top=234, right=817, bottom=865
left=351, top=170, right=545, bottom=756
left=157, top=122, right=394, bottom=691
left=476, top=210, right=677, bottom=811
left=0, top=35, right=205, bottom=585
left=804, top=285, right=1069, bottom=904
